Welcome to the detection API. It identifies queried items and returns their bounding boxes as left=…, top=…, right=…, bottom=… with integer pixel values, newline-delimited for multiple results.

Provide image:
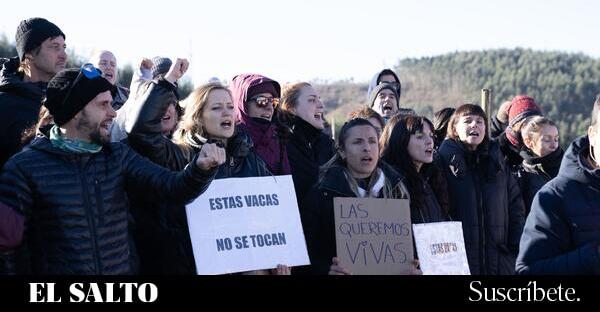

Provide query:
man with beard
left=0, top=64, right=224, bottom=274
left=0, top=17, right=67, bottom=169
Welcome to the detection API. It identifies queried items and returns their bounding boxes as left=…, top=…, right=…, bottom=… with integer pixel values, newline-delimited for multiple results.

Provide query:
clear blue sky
left=1, top=0, right=598, bottom=84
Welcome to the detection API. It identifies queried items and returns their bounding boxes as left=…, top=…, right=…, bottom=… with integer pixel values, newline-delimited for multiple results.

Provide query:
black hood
left=0, top=57, right=46, bottom=101
left=558, top=136, right=600, bottom=186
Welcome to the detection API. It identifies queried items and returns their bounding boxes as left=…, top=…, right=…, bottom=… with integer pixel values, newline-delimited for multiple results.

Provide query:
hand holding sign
left=328, top=257, right=351, bottom=275
left=196, top=143, right=226, bottom=170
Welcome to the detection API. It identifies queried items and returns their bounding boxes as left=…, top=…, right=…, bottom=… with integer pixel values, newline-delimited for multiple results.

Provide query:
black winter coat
left=516, top=136, right=600, bottom=275
left=286, top=116, right=335, bottom=205
left=302, top=161, right=410, bottom=275
left=515, top=148, right=563, bottom=214
left=495, top=132, right=524, bottom=169
left=438, top=139, right=526, bottom=275
left=0, top=57, right=46, bottom=169
left=490, top=116, right=506, bottom=140
left=0, top=137, right=216, bottom=274
left=126, top=79, right=271, bottom=274
left=414, top=169, right=448, bottom=224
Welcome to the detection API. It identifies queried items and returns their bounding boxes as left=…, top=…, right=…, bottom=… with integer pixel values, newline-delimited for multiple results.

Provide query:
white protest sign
left=334, top=197, right=414, bottom=275
left=185, top=175, right=310, bottom=275
left=412, top=221, right=470, bottom=275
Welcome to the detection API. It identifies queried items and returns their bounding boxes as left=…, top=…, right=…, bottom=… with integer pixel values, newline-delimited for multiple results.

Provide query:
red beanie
left=507, top=95, right=542, bottom=127
left=505, top=95, right=542, bottom=147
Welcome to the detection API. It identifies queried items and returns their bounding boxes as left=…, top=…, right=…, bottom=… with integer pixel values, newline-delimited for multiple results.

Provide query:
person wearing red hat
left=496, top=95, right=543, bottom=168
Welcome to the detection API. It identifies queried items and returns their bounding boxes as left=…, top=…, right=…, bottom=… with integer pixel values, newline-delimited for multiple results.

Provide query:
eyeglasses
left=61, top=63, right=104, bottom=107
left=250, top=96, right=280, bottom=108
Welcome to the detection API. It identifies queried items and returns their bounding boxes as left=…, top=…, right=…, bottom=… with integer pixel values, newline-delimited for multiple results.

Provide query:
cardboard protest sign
left=185, top=175, right=310, bottom=275
left=412, top=221, right=470, bottom=275
left=333, top=197, right=413, bottom=275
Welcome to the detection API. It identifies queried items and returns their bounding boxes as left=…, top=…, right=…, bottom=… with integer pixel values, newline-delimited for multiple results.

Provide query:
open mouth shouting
left=99, top=119, right=112, bottom=135
left=360, top=155, right=374, bottom=165
left=220, top=119, right=233, bottom=130
left=468, top=130, right=480, bottom=138
left=381, top=103, right=395, bottom=115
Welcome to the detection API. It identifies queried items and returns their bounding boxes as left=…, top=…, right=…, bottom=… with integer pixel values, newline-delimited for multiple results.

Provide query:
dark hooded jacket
left=515, top=147, right=563, bottom=214
left=495, top=132, right=524, bottom=169
left=516, top=136, right=600, bottom=275
left=438, top=138, right=526, bottom=275
left=0, top=57, right=46, bottom=169
left=286, top=115, right=335, bottom=206
left=302, top=161, right=410, bottom=275
left=366, top=68, right=400, bottom=101
left=230, top=74, right=291, bottom=175
left=0, top=137, right=216, bottom=275
left=126, top=79, right=271, bottom=274
left=490, top=116, right=507, bottom=139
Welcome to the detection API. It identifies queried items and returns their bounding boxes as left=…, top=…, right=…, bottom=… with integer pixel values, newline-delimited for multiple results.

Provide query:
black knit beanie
left=43, top=68, right=115, bottom=126
left=369, top=82, right=399, bottom=109
left=15, top=17, right=65, bottom=61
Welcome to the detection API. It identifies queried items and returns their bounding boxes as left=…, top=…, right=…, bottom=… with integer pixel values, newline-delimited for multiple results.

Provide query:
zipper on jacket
left=94, top=179, right=104, bottom=226
left=79, top=164, right=102, bottom=274
left=473, top=167, right=486, bottom=275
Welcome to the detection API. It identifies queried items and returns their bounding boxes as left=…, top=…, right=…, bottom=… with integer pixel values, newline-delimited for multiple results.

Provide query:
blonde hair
left=172, top=82, right=232, bottom=145
left=280, top=82, right=312, bottom=112
left=521, top=116, right=557, bottom=142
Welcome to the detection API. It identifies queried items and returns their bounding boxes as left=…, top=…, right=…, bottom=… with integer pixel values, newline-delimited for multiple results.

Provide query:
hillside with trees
left=317, top=48, right=600, bottom=146
left=2, top=34, right=598, bottom=145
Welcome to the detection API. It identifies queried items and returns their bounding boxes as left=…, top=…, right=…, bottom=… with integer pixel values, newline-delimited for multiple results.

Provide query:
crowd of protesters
left=0, top=17, right=598, bottom=275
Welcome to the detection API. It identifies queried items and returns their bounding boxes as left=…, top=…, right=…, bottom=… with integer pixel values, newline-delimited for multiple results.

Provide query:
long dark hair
left=380, top=114, right=434, bottom=212
left=433, top=107, right=455, bottom=147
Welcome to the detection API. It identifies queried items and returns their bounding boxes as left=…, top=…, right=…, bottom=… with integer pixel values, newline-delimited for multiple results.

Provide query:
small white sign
left=185, top=175, right=310, bottom=275
left=412, top=221, right=470, bottom=275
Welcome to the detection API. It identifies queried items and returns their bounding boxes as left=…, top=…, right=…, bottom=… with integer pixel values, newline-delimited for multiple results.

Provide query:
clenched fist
left=140, top=58, right=153, bottom=71
left=196, top=143, right=226, bottom=170
left=164, top=58, right=189, bottom=84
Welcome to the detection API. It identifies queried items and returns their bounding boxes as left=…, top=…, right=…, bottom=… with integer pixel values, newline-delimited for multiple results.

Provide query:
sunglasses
left=61, top=63, right=104, bottom=106
left=250, top=96, right=280, bottom=108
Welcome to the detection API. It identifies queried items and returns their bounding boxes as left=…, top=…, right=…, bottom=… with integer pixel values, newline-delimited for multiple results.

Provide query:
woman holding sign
left=126, top=59, right=290, bottom=275
left=380, top=114, right=449, bottom=224
left=438, top=104, right=526, bottom=275
left=303, top=118, right=417, bottom=275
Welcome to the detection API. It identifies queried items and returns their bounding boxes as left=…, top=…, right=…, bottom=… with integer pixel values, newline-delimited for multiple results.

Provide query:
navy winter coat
left=516, top=136, right=600, bottom=275
left=0, top=138, right=216, bottom=274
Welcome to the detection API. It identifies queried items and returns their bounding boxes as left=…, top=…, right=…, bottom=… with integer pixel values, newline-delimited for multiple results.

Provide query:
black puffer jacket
left=515, top=148, right=563, bottom=214
left=517, top=136, right=600, bottom=275
left=302, top=161, right=410, bottom=275
left=286, top=116, right=335, bottom=205
left=438, top=138, right=526, bottom=275
left=126, top=79, right=271, bottom=274
left=0, top=137, right=216, bottom=275
left=0, top=57, right=46, bottom=169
